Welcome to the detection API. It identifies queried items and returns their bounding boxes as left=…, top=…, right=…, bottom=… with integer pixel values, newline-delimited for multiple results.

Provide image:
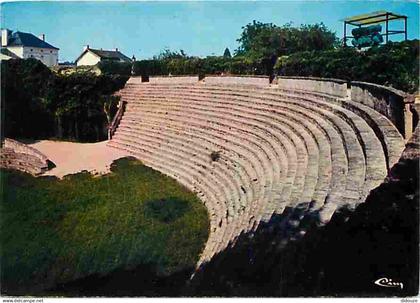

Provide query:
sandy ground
left=28, top=140, right=131, bottom=178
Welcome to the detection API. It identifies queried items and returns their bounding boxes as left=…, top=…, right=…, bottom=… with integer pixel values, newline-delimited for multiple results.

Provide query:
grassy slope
left=0, top=157, right=209, bottom=294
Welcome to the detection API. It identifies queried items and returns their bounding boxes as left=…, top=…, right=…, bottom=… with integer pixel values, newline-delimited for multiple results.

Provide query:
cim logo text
left=374, top=277, right=403, bottom=289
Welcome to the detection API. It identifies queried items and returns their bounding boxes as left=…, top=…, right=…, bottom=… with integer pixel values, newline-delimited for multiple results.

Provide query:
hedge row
left=97, top=61, right=132, bottom=76
left=276, top=40, right=419, bottom=93
left=97, top=56, right=270, bottom=76
left=97, top=40, right=419, bottom=94
left=135, top=56, right=276, bottom=76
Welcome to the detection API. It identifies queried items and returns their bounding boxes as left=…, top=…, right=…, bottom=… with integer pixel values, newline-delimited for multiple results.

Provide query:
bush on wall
left=45, top=72, right=128, bottom=141
left=275, top=40, right=419, bottom=93
left=1, top=59, right=128, bottom=142
left=97, top=61, right=132, bottom=76
left=132, top=56, right=265, bottom=77
left=1, top=59, right=55, bottom=140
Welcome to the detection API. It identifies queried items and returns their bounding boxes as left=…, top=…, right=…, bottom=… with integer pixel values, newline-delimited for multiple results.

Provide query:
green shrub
left=45, top=72, right=128, bottom=141
left=132, top=56, right=264, bottom=77
left=133, top=59, right=168, bottom=76
left=97, top=61, right=132, bottom=76
left=1, top=59, right=129, bottom=142
left=275, top=40, right=419, bottom=93
left=1, top=59, right=55, bottom=140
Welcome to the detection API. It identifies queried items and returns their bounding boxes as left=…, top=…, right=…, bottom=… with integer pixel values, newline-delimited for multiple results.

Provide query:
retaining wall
left=276, top=76, right=348, bottom=98
left=203, top=75, right=270, bottom=86
left=351, top=81, right=414, bottom=139
left=400, top=103, right=420, bottom=160
left=127, top=76, right=199, bottom=85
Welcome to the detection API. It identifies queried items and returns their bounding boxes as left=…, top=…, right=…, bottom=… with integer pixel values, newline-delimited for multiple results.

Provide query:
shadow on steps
left=189, top=156, right=419, bottom=297
left=37, top=155, right=418, bottom=297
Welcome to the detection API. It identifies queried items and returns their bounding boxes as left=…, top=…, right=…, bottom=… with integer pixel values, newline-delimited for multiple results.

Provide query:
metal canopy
left=342, top=10, right=408, bottom=46
left=343, top=10, right=406, bottom=26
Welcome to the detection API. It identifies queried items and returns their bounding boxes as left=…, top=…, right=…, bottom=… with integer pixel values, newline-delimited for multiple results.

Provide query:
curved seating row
left=108, top=80, right=405, bottom=265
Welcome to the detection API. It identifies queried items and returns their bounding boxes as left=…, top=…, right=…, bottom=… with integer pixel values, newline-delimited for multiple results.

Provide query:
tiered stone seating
left=108, top=78, right=406, bottom=265
left=0, top=138, right=50, bottom=175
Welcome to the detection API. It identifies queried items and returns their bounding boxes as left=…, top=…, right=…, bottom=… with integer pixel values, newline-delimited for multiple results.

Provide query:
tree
left=235, top=21, right=338, bottom=74
left=235, top=21, right=280, bottom=59
left=237, top=21, right=337, bottom=58
left=223, top=48, right=232, bottom=58
left=155, top=48, right=188, bottom=60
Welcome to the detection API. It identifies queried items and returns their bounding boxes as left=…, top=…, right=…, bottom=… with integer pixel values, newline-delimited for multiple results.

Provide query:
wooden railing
left=108, top=100, right=127, bottom=140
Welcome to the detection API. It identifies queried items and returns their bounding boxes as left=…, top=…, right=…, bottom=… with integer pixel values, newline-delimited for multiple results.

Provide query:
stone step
left=118, top=101, right=322, bottom=253
left=130, top=85, right=382, bottom=200
left=116, top=114, right=284, bottom=252
left=126, top=93, right=346, bottom=207
left=111, top=127, right=264, bottom=255
left=110, top=81, right=402, bottom=264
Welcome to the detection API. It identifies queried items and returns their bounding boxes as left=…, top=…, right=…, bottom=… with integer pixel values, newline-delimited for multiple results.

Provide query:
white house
left=1, top=29, right=59, bottom=66
left=75, top=46, right=132, bottom=66
left=0, top=48, right=19, bottom=61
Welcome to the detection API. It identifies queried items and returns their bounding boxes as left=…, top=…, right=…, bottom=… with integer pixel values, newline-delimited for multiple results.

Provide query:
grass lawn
left=0, top=157, right=209, bottom=295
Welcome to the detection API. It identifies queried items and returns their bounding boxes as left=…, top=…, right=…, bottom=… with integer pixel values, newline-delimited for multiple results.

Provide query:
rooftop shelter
left=342, top=11, right=407, bottom=47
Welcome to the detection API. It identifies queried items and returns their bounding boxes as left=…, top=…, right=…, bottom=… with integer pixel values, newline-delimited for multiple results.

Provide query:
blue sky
left=1, top=1, right=419, bottom=62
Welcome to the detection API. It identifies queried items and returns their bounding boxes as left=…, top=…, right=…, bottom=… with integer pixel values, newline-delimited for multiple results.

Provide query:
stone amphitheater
left=107, top=75, right=416, bottom=266
left=2, top=75, right=418, bottom=269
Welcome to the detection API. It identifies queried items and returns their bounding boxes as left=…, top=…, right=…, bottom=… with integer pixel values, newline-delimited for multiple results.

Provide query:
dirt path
left=28, top=140, right=131, bottom=178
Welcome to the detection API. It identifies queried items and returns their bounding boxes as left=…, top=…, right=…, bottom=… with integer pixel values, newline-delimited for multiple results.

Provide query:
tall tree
left=235, top=21, right=338, bottom=74
left=223, top=48, right=232, bottom=58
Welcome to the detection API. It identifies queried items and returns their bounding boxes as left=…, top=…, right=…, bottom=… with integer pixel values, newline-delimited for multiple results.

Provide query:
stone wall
left=0, top=138, right=50, bottom=175
left=204, top=75, right=270, bottom=86
left=127, top=76, right=199, bottom=85
left=351, top=81, right=414, bottom=139
left=276, top=76, right=348, bottom=98
left=411, top=103, right=420, bottom=132
left=402, top=103, right=420, bottom=159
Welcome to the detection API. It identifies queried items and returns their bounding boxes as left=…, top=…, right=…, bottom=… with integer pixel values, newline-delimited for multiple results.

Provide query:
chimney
left=115, top=47, right=118, bottom=52
left=132, top=55, right=136, bottom=62
left=83, top=45, right=89, bottom=51
left=38, top=34, right=45, bottom=41
left=1, top=29, right=10, bottom=47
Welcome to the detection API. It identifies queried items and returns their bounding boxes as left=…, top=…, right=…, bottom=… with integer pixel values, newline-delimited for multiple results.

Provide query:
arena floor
left=29, top=140, right=130, bottom=178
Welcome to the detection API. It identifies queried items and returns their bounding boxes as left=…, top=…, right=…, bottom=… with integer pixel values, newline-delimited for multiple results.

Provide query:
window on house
left=41, top=49, right=43, bottom=52
left=50, top=50, right=52, bottom=53
left=30, top=55, right=33, bottom=58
